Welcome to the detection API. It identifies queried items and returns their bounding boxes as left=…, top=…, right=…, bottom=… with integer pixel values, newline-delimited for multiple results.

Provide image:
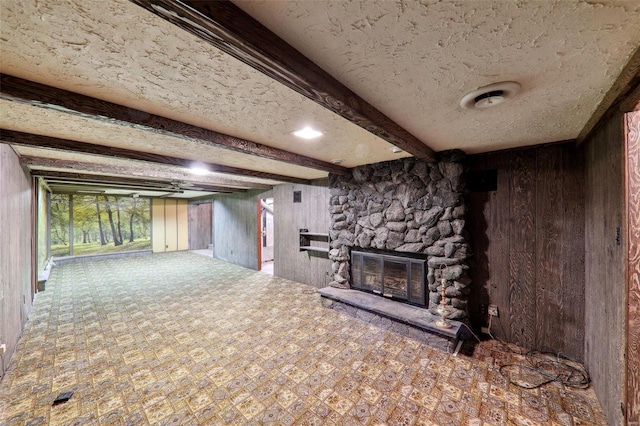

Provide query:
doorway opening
left=260, top=198, right=274, bottom=275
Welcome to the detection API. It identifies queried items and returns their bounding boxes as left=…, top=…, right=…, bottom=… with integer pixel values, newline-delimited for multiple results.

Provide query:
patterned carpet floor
left=0, top=252, right=606, bottom=425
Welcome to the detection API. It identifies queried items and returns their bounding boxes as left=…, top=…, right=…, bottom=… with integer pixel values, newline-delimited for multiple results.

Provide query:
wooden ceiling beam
left=17, top=155, right=276, bottom=191
left=0, top=74, right=348, bottom=175
left=1, top=129, right=305, bottom=185
left=30, top=169, right=244, bottom=193
left=129, top=0, right=437, bottom=162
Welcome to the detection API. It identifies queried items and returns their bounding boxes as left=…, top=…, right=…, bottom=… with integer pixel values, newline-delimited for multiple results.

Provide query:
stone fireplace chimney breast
left=328, top=153, right=470, bottom=320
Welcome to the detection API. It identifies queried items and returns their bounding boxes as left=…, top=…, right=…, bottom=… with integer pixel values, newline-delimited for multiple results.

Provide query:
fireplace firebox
left=351, top=250, right=426, bottom=307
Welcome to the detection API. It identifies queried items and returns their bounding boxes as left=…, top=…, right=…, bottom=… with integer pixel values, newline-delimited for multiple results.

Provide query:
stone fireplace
left=328, top=152, right=470, bottom=319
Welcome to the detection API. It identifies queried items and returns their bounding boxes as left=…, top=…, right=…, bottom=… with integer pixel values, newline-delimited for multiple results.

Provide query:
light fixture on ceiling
left=292, top=126, right=323, bottom=139
left=190, top=166, right=209, bottom=176
left=389, top=147, right=403, bottom=154
left=460, top=81, right=521, bottom=110
left=331, top=159, right=344, bottom=165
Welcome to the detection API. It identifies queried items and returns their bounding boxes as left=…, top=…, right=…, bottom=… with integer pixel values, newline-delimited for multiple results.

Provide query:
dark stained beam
left=1, top=129, right=307, bottom=185
left=577, top=45, right=640, bottom=145
left=0, top=74, right=348, bottom=175
left=18, top=155, right=275, bottom=191
left=29, top=169, right=244, bottom=193
left=129, top=0, right=437, bottom=162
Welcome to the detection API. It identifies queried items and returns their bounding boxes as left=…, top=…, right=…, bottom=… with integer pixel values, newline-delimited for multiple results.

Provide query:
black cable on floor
left=492, top=315, right=591, bottom=390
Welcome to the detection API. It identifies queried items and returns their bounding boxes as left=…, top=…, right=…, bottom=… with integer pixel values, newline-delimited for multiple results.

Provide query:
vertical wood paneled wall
left=466, top=143, right=585, bottom=361
left=584, top=113, right=626, bottom=426
left=273, top=183, right=332, bottom=288
left=213, top=189, right=270, bottom=270
left=624, top=110, right=640, bottom=426
left=188, top=202, right=212, bottom=250
left=0, top=144, right=33, bottom=373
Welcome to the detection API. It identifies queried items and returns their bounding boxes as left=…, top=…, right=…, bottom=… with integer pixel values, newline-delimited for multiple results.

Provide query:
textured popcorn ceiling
left=0, top=0, right=406, bottom=175
left=1, top=0, right=639, bottom=195
left=0, top=100, right=328, bottom=181
left=12, top=146, right=284, bottom=187
left=236, top=0, right=640, bottom=153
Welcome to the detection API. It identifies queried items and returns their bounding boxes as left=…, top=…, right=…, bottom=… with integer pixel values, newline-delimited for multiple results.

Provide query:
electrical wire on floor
left=459, top=321, right=482, bottom=343
left=486, top=314, right=590, bottom=390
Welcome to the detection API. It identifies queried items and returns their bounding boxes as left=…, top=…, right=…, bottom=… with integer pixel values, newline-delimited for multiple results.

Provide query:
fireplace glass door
left=383, top=258, right=408, bottom=298
left=351, top=250, right=426, bottom=306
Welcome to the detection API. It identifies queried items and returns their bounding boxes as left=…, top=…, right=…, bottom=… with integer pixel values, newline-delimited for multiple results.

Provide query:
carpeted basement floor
left=0, top=252, right=606, bottom=425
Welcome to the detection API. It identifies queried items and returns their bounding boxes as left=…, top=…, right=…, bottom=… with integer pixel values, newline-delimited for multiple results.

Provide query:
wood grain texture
left=467, top=143, right=585, bottom=361
left=625, top=110, right=640, bottom=425
left=561, top=146, right=585, bottom=358
left=535, top=146, right=564, bottom=353
left=508, top=251, right=536, bottom=349
left=509, top=150, right=536, bottom=349
left=584, top=113, right=625, bottom=426
left=273, top=183, right=332, bottom=288
left=2, top=129, right=302, bottom=185
left=188, top=203, right=212, bottom=250
left=0, top=74, right=348, bottom=175
left=129, top=0, right=437, bottom=162
left=0, top=144, right=34, bottom=372
left=489, top=153, right=511, bottom=341
left=213, top=189, right=270, bottom=270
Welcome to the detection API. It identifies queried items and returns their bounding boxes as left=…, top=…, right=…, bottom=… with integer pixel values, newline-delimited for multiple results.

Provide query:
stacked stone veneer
left=328, top=154, right=470, bottom=319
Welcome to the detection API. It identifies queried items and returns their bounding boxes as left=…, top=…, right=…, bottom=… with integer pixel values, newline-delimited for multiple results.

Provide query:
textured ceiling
left=236, top=0, right=640, bottom=153
left=0, top=0, right=407, bottom=171
left=0, top=0, right=639, bottom=197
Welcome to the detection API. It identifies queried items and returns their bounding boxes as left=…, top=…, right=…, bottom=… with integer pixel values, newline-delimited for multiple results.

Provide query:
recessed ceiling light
left=292, top=126, right=323, bottom=139
left=331, top=159, right=344, bottom=165
left=389, top=147, right=403, bottom=154
left=460, top=81, right=521, bottom=110
left=190, top=167, right=209, bottom=176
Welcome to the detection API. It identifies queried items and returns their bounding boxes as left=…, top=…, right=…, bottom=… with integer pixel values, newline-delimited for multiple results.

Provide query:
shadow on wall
left=465, top=190, right=491, bottom=334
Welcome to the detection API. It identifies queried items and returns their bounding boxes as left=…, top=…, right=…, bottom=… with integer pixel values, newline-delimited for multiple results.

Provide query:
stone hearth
left=328, top=153, right=470, bottom=319
left=318, top=286, right=469, bottom=353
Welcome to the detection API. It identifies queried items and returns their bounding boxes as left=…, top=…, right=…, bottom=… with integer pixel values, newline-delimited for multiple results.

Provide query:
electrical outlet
left=488, top=305, right=499, bottom=317
left=0, top=344, right=6, bottom=355
left=480, top=327, right=490, bottom=334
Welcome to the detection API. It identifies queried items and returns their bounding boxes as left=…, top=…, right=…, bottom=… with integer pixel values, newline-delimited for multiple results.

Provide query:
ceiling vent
left=460, top=81, right=521, bottom=110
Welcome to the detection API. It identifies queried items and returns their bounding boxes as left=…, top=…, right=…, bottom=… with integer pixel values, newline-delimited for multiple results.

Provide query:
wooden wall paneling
left=604, top=115, right=626, bottom=423
left=151, top=199, right=166, bottom=253
left=177, top=200, right=189, bottom=251
left=0, top=144, right=33, bottom=372
left=508, top=149, right=537, bottom=350
left=467, top=143, right=586, bottom=358
left=535, top=145, right=565, bottom=352
left=212, top=190, right=266, bottom=270
left=273, top=184, right=331, bottom=288
left=188, top=203, right=212, bottom=250
left=625, top=110, right=640, bottom=425
left=488, top=152, right=511, bottom=341
left=561, top=145, right=586, bottom=360
left=585, top=113, right=625, bottom=426
left=164, top=200, right=178, bottom=252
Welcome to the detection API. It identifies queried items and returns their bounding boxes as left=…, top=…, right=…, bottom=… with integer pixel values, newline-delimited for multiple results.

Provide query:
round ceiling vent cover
left=460, top=81, right=521, bottom=110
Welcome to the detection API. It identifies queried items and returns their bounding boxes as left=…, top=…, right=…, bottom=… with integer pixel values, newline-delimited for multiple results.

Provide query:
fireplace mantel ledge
left=318, top=287, right=469, bottom=342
